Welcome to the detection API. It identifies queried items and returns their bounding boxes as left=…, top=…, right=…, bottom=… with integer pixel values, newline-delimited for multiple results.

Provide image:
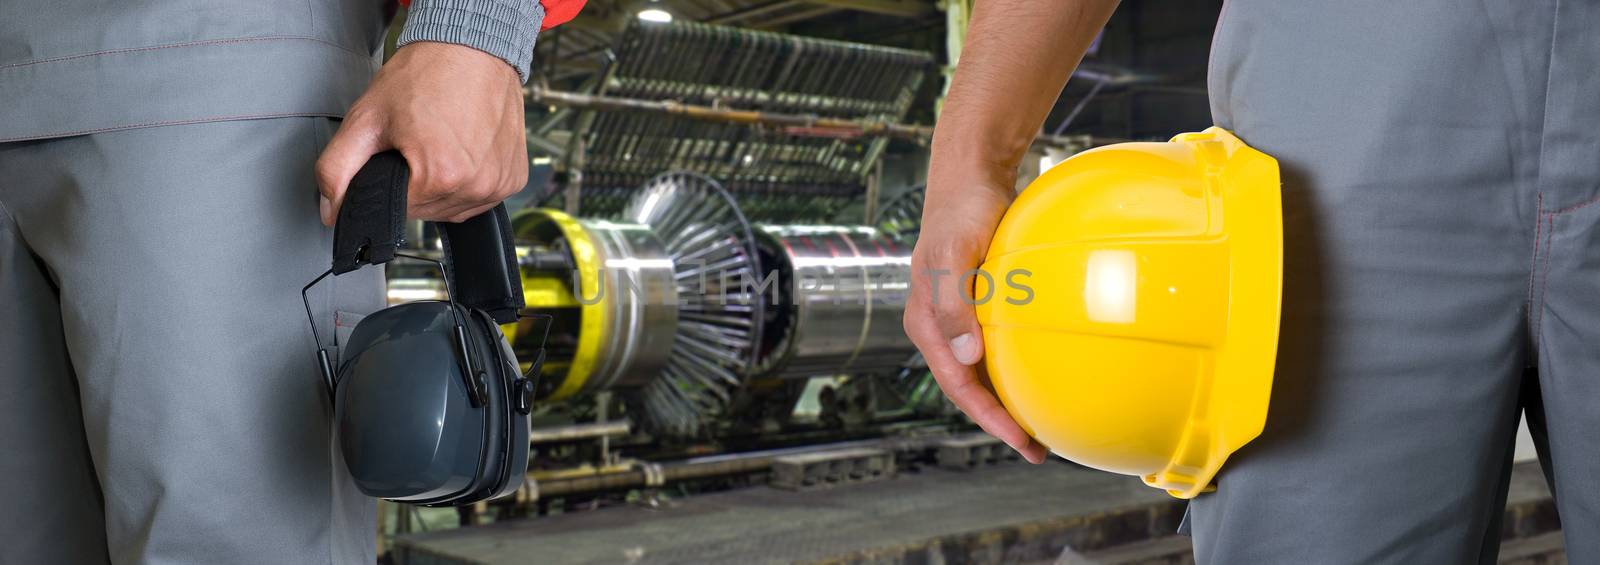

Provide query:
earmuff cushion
left=419, top=308, right=523, bottom=506
left=486, top=314, right=530, bottom=501
left=463, top=309, right=512, bottom=500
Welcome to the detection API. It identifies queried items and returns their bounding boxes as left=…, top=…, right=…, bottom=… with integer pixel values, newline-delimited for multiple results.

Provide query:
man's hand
left=907, top=175, right=1047, bottom=463
left=316, top=41, right=529, bottom=225
left=904, top=0, right=1119, bottom=465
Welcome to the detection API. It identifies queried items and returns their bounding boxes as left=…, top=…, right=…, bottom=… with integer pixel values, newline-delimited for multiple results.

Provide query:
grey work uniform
left=0, top=1, right=541, bottom=562
left=1187, top=1, right=1600, bottom=562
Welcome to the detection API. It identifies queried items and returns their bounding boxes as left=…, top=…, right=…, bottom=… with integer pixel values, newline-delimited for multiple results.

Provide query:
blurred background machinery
left=499, top=170, right=927, bottom=441
left=383, top=6, right=1220, bottom=509
left=379, top=2, right=1232, bottom=558
left=379, top=4, right=1568, bottom=565
left=534, top=20, right=935, bottom=220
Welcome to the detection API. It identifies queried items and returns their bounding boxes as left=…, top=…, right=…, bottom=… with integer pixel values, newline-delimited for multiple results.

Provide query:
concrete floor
left=394, top=462, right=1178, bottom=564
left=392, top=459, right=1559, bottom=564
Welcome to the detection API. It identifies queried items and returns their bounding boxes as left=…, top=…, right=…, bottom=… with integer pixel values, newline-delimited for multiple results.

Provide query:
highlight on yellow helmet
left=974, top=127, right=1282, bottom=499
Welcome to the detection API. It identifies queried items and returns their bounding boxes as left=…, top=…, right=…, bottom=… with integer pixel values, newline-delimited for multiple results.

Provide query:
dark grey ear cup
left=332, top=303, right=535, bottom=506
left=303, top=151, right=541, bottom=507
left=335, top=303, right=490, bottom=503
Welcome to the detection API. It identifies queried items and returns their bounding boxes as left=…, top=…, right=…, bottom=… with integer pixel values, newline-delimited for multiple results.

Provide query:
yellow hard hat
left=975, top=127, right=1282, bottom=499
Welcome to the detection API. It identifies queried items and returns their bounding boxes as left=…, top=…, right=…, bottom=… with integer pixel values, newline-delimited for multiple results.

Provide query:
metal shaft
left=528, top=86, right=1116, bottom=148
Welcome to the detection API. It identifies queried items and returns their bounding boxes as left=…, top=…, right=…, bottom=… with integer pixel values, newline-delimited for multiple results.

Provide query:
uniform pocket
left=334, top=310, right=367, bottom=349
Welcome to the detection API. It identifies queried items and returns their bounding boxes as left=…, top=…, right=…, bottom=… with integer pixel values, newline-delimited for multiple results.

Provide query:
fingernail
left=319, top=196, right=332, bottom=225
left=949, top=333, right=980, bottom=365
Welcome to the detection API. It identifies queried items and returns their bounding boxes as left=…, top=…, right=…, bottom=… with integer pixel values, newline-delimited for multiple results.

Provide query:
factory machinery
left=376, top=178, right=953, bottom=538
left=385, top=177, right=943, bottom=522
left=537, top=20, right=938, bottom=220
left=380, top=23, right=987, bottom=531
left=498, top=171, right=952, bottom=482
left=508, top=22, right=957, bottom=494
left=507, top=169, right=927, bottom=428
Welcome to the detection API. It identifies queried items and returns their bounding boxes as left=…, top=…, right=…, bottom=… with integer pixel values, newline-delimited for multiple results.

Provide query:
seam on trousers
left=0, top=194, right=17, bottom=233
left=0, top=112, right=344, bottom=144
left=303, top=117, right=353, bottom=565
left=308, top=117, right=336, bottom=565
left=1535, top=211, right=1554, bottom=347
left=1529, top=192, right=1542, bottom=317
left=1550, top=192, right=1600, bottom=215
left=1527, top=1, right=1561, bottom=353
left=1530, top=191, right=1600, bottom=349
left=1529, top=191, right=1600, bottom=345
left=0, top=36, right=366, bottom=70
left=0, top=193, right=27, bottom=257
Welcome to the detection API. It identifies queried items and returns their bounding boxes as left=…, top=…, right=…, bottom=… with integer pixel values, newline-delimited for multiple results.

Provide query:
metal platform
left=392, top=460, right=1559, bottom=565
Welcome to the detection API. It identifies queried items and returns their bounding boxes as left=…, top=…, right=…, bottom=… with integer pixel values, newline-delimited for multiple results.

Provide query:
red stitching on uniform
left=1551, top=192, right=1600, bottom=215
left=1536, top=212, right=1554, bottom=346
left=1528, top=192, right=1542, bottom=332
left=0, top=113, right=343, bottom=143
left=1530, top=189, right=1600, bottom=348
left=0, top=36, right=362, bottom=71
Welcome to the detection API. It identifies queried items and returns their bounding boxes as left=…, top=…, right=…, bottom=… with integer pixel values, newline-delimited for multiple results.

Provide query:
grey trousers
left=1189, top=1, right=1600, bottom=562
left=0, top=118, right=383, bottom=563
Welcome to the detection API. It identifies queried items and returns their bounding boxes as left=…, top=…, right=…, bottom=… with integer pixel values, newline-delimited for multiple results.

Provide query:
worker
left=0, top=0, right=582, bottom=562
left=907, top=1, right=1598, bottom=562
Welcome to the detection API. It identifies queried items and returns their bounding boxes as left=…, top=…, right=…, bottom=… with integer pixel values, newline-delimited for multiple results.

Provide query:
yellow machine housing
left=975, top=127, right=1282, bottom=499
left=507, top=209, right=679, bottom=402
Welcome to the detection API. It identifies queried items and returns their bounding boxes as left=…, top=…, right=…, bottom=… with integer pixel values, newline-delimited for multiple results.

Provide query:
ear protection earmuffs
left=300, top=151, right=546, bottom=507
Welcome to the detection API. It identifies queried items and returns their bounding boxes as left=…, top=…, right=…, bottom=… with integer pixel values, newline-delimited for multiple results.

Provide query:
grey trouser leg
left=1527, top=0, right=1600, bottom=559
left=0, top=118, right=382, bottom=564
left=1190, top=1, right=1600, bottom=562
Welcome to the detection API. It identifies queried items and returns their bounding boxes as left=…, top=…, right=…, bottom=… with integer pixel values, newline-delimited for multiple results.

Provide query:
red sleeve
left=538, top=0, right=586, bottom=30
left=394, top=0, right=586, bottom=31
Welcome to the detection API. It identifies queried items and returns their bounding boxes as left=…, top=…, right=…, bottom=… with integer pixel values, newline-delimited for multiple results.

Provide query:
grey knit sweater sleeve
left=397, top=0, right=546, bottom=84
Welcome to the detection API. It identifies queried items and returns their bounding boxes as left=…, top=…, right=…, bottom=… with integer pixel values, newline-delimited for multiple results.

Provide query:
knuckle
left=510, top=162, right=530, bottom=186
left=902, top=308, right=926, bottom=334
left=470, top=181, right=499, bottom=200
left=412, top=180, right=441, bottom=199
left=928, top=297, right=962, bottom=318
left=313, top=164, right=338, bottom=193
left=346, top=104, right=384, bottom=125
left=431, top=161, right=468, bottom=188
left=947, top=378, right=988, bottom=405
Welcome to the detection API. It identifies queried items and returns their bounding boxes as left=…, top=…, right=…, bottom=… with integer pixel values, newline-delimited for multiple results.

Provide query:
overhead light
left=637, top=8, right=672, bottom=23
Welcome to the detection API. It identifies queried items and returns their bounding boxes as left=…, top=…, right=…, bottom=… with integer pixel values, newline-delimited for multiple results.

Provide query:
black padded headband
left=332, top=150, right=525, bottom=324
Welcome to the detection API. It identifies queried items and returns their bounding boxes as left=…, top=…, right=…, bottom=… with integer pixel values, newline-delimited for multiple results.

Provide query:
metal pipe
left=529, top=421, right=632, bottom=444
left=525, top=86, right=1120, bottom=148
left=531, top=437, right=889, bottom=498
